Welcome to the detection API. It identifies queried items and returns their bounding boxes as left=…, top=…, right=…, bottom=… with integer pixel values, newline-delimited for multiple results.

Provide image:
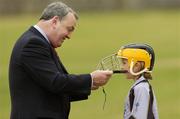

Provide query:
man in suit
left=9, top=2, right=112, bottom=119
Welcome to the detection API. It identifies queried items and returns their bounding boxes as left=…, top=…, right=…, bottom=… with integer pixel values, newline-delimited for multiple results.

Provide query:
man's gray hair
left=40, top=2, right=78, bottom=20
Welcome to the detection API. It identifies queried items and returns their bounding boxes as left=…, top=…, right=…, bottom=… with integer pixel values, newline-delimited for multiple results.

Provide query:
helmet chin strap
left=129, top=60, right=151, bottom=76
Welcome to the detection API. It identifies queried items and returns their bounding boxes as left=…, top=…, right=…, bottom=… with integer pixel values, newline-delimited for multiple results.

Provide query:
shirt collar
left=131, top=76, right=146, bottom=88
left=33, top=25, right=50, bottom=44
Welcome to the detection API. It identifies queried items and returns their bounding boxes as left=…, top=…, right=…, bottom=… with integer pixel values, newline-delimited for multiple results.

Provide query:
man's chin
left=52, top=44, right=60, bottom=48
left=53, top=41, right=64, bottom=48
left=58, top=43, right=62, bottom=47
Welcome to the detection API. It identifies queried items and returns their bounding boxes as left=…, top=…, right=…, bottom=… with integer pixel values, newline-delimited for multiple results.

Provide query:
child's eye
left=123, top=62, right=126, bottom=64
left=122, top=60, right=126, bottom=64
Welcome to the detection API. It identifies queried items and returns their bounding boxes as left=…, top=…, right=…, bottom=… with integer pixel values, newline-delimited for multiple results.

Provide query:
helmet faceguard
left=96, top=53, right=128, bottom=73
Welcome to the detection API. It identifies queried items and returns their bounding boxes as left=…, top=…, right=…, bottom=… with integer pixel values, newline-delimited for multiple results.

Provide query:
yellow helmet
left=117, top=44, right=155, bottom=75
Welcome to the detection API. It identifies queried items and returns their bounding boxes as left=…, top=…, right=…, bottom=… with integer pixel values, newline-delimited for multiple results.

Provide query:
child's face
left=121, top=59, right=133, bottom=79
left=121, top=58, right=144, bottom=80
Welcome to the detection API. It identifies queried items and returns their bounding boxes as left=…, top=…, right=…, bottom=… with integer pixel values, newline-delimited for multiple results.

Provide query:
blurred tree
left=0, top=0, right=49, bottom=15
left=0, top=0, right=179, bottom=15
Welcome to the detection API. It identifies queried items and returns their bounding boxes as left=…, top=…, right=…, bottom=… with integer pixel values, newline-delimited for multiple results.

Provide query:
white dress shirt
left=33, top=25, right=50, bottom=44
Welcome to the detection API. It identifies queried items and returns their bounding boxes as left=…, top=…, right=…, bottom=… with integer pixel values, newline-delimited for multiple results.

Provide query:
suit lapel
left=51, top=47, right=68, bottom=74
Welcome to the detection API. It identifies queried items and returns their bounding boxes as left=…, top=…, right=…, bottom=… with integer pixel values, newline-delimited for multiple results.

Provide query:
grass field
left=0, top=10, right=179, bottom=119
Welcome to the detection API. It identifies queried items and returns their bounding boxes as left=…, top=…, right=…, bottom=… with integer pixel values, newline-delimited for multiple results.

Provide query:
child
left=117, top=44, right=159, bottom=119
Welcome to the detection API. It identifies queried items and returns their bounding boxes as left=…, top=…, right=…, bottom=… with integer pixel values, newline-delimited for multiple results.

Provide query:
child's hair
left=143, top=72, right=152, bottom=80
left=139, top=61, right=153, bottom=80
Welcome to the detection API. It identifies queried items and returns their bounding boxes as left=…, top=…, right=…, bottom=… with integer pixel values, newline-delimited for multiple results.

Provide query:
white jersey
left=124, top=76, right=159, bottom=119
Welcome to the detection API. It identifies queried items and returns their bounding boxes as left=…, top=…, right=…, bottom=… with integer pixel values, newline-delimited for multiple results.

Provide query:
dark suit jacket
left=9, top=26, right=92, bottom=119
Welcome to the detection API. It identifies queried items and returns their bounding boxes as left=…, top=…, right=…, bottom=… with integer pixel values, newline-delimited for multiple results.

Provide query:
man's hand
left=91, top=85, right=99, bottom=90
left=90, top=70, right=113, bottom=90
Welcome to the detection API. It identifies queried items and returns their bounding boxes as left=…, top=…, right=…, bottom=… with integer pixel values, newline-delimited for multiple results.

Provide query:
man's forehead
left=62, top=13, right=77, bottom=25
left=64, top=12, right=77, bottom=21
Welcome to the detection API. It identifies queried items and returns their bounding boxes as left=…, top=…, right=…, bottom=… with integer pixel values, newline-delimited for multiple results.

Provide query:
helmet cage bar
left=96, top=53, right=122, bottom=71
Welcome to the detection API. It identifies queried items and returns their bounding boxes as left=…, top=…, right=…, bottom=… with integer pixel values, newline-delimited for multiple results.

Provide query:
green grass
left=0, top=10, right=180, bottom=119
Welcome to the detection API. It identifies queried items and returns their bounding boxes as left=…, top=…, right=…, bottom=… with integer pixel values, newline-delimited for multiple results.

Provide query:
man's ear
left=52, top=16, right=60, bottom=23
left=51, top=16, right=60, bottom=28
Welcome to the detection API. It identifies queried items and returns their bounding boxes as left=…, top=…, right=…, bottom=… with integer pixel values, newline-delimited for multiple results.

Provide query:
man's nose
left=66, top=33, right=72, bottom=39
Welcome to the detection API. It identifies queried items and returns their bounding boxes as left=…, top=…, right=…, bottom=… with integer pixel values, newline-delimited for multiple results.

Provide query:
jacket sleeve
left=20, top=37, right=91, bottom=96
